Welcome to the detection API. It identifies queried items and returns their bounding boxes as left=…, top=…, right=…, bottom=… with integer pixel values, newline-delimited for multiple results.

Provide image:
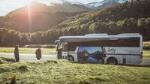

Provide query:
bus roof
left=58, top=33, right=142, bottom=42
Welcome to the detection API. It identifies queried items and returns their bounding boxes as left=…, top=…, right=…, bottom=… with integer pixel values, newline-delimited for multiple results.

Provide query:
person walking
left=14, top=45, right=20, bottom=62
left=36, top=48, right=42, bottom=60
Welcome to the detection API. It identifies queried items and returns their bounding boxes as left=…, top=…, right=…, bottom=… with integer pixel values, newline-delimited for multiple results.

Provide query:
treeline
left=0, top=29, right=61, bottom=46
left=0, top=29, right=29, bottom=46
left=0, top=17, right=150, bottom=46
left=55, top=17, right=150, bottom=40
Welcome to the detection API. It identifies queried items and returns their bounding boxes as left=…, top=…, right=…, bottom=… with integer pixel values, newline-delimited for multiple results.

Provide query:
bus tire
left=68, top=55, right=74, bottom=61
left=107, top=57, right=118, bottom=65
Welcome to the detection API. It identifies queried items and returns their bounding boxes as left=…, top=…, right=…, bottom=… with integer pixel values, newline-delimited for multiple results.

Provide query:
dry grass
left=0, top=57, right=150, bottom=84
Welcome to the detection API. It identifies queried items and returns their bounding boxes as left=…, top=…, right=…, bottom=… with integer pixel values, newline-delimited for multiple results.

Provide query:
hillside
left=2, top=2, right=90, bottom=32
left=50, top=0, right=150, bottom=41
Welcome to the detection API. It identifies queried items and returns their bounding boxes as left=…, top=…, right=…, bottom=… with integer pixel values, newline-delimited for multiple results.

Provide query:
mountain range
left=0, top=0, right=150, bottom=45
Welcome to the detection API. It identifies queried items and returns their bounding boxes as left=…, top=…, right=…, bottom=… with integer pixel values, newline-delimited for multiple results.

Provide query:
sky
left=0, top=0, right=103, bottom=16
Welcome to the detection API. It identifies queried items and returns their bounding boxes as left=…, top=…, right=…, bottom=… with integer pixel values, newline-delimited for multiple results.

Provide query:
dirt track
left=0, top=53, right=57, bottom=62
left=0, top=53, right=150, bottom=65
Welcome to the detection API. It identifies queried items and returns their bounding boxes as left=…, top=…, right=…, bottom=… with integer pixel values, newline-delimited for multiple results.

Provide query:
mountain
left=50, top=1, right=91, bottom=13
left=86, top=0, right=128, bottom=9
left=3, top=2, right=90, bottom=32
left=49, top=0, right=150, bottom=40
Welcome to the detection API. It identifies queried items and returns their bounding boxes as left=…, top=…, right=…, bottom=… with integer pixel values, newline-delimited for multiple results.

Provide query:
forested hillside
left=1, top=2, right=90, bottom=32
left=0, top=0, right=150, bottom=45
left=53, top=0, right=150, bottom=40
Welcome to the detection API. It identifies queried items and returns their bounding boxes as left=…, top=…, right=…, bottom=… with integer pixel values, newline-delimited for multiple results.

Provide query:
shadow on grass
left=0, top=57, right=15, bottom=64
left=0, top=57, right=28, bottom=74
left=71, top=61, right=150, bottom=68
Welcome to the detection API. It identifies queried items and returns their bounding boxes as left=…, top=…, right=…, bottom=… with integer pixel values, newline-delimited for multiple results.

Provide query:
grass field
left=144, top=42, right=150, bottom=47
left=0, top=57, right=150, bottom=84
left=0, top=47, right=56, bottom=54
left=144, top=42, right=150, bottom=50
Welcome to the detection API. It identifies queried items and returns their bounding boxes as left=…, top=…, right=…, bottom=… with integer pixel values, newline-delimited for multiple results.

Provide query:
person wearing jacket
left=14, top=45, right=20, bottom=62
left=36, top=48, right=42, bottom=60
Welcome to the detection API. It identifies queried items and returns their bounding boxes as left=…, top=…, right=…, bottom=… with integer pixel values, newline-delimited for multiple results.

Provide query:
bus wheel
left=68, top=55, right=74, bottom=61
left=107, top=58, right=118, bottom=65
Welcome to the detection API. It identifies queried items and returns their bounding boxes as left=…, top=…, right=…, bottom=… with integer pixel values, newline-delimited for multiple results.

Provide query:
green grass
left=143, top=42, right=150, bottom=58
left=0, top=58, right=150, bottom=84
left=143, top=50, right=150, bottom=58
left=144, top=42, right=150, bottom=46
left=0, top=47, right=56, bottom=54
left=144, top=42, right=150, bottom=50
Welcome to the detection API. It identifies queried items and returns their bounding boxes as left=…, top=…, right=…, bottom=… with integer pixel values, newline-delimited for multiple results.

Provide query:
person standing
left=36, top=48, right=42, bottom=60
left=14, top=45, right=20, bottom=62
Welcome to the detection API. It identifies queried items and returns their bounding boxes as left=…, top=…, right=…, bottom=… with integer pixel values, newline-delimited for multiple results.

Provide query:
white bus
left=56, top=33, right=143, bottom=65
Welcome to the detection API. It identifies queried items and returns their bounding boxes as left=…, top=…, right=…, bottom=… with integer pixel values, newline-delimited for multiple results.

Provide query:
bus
left=55, top=33, right=143, bottom=65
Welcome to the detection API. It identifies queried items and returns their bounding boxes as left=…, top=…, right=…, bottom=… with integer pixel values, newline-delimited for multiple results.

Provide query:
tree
left=89, top=23, right=96, bottom=33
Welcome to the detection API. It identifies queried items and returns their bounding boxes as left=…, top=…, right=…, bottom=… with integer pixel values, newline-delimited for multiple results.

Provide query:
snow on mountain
left=86, top=0, right=128, bottom=9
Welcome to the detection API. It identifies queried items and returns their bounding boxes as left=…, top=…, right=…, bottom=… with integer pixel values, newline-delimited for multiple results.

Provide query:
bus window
left=96, top=37, right=140, bottom=47
left=68, top=42, right=79, bottom=51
